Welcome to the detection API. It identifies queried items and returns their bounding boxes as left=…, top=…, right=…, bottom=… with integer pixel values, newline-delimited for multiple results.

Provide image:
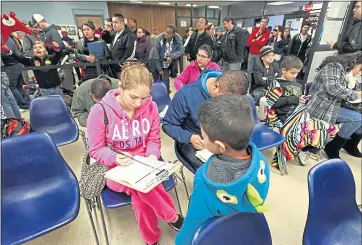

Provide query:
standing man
left=151, top=27, right=159, bottom=46
left=289, top=23, right=312, bottom=63
left=221, top=16, right=248, bottom=71
left=185, top=18, right=213, bottom=61
left=31, top=14, right=65, bottom=54
left=23, top=21, right=39, bottom=57
left=128, top=18, right=138, bottom=34
left=102, top=14, right=137, bottom=76
left=247, top=16, right=270, bottom=76
left=149, top=24, right=184, bottom=93
left=330, top=1, right=361, bottom=54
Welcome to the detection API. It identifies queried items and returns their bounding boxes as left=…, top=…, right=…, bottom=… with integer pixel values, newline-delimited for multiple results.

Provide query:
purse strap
left=98, top=102, right=109, bottom=133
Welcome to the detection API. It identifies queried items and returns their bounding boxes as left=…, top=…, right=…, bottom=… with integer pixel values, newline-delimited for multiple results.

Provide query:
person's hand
left=116, top=152, right=132, bottom=167
left=1, top=44, right=10, bottom=53
left=190, top=135, right=204, bottom=150
left=52, top=41, right=60, bottom=51
left=166, top=57, right=172, bottom=63
left=159, top=70, right=164, bottom=76
left=105, top=24, right=112, bottom=32
left=299, top=95, right=311, bottom=104
left=329, top=41, right=336, bottom=50
left=186, top=54, right=191, bottom=60
left=88, top=55, right=96, bottom=63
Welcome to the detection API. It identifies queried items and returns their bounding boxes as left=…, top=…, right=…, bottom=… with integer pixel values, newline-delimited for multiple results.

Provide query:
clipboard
left=88, top=41, right=105, bottom=57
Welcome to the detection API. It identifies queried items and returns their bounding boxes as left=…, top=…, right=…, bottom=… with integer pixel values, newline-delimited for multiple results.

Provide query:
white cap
left=31, top=14, right=45, bottom=26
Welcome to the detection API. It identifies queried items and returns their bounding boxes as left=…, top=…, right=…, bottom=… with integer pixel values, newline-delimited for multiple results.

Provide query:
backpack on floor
left=1, top=118, right=31, bottom=138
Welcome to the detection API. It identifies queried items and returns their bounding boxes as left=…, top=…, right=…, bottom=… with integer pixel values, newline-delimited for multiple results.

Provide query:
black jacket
left=221, top=26, right=248, bottom=63
left=334, top=18, right=362, bottom=54
left=185, top=31, right=213, bottom=61
left=102, top=27, right=137, bottom=70
left=289, top=33, right=312, bottom=62
left=251, top=58, right=281, bottom=92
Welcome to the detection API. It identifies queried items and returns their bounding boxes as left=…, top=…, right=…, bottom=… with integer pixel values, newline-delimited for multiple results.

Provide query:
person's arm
left=252, top=31, right=270, bottom=48
left=323, top=65, right=358, bottom=101
left=144, top=40, right=152, bottom=65
left=253, top=67, right=269, bottom=88
left=289, top=35, right=297, bottom=55
left=174, top=65, right=191, bottom=90
left=102, top=30, right=112, bottom=44
left=247, top=29, right=255, bottom=47
left=162, top=91, right=193, bottom=143
left=74, top=39, right=88, bottom=62
left=168, top=35, right=184, bottom=60
left=235, top=29, right=245, bottom=57
left=50, top=42, right=62, bottom=64
left=149, top=41, right=162, bottom=72
left=145, top=102, right=161, bottom=159
left=103, top=41, right=111, bottom=59
left=119, top=33, right=137, bottom=65
left=50, top=29, right=65, bottom=50
left=333, top=32, right=360, bottom=54
left=71, top=89, right=89, bottom=127
left=175, top=174, right=211, bottom=245
left=266, top=80, right=286, bottom=109
left=87, top=104, right=117, bottom=168
left=4, top=46, right=34, bottom=66
left=23, top=36, right=35, bottom=58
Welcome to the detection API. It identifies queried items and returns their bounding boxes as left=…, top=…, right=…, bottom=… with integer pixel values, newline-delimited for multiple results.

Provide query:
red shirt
left=247, top=27, right=270, bottom=55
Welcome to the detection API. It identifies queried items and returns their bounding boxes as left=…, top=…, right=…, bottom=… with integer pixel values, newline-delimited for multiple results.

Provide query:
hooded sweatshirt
left=162, top=70, right=222, bottom=143
left=87, top=89, right=161, bottom=193
left=175, top=142, right=270, bottom=245
left=39, top=24, right=65, bottom=54
left=174, top=61, right=221, bottom=90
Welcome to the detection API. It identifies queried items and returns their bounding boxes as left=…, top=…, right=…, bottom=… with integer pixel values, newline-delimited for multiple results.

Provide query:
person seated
left=174, top=45, right=220, bottom=90
left=175, top=94, right=270, bottom=245
left=266, top=56, right=336, bottom=169
left=250, top=46, right=281, bottom=104
left=71, top=75, right=118, bottom=128
left=162, top=70, right=249, bottom=170
left=2, top=41, right=63, bottom=96
left=87, top=62, right=183, bottom=245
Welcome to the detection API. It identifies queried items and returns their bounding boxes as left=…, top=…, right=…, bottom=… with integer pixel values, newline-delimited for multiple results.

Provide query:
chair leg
left=179, top=165, right=190, bottom=199
left=277, top=146, right=288, bottom=175
left=172, top=174, right=183, bottom=216
left=96, top=196, right=110, bottom=245
left=84, top=198, right=100, bottom=245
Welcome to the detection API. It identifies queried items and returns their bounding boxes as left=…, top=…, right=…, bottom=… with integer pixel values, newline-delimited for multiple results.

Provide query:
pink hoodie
left=87, top=89, right=161, bottom=192
left=174, top=61, right=221, bottom=90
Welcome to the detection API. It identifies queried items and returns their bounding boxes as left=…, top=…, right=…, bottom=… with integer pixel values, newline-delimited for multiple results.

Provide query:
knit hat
left=216, top=26, right=224, bottom=31
left=31, top=14, right=45, bottom=27
left=83, top=20, right=95, bottom=30
left=260, top=46, right=275, bottom=57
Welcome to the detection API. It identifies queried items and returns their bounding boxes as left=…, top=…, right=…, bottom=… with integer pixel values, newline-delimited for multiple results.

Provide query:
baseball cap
left=31, top=14, right=45, bottom=27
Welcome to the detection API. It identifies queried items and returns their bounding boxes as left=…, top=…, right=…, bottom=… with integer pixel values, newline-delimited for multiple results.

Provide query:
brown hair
left=217, top=70, right=249, bottom=95
left=119, top=61, right=152, bottom=90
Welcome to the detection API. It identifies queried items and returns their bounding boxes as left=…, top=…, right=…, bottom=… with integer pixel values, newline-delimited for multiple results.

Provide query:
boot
left=343, top=133, right=362, bottom=158
left=324, top=134, right=348, bottom=159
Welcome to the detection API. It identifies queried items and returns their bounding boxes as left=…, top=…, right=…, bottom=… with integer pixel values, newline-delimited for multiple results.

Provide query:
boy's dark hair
left=223, top=16, right=235, bottom=25
left=113, top=14, right=125, bottom=22
left=198, top=44, right=213, bottom=57
left=281, top=56, right=303, bottom=70
left=261, top=16, right=269, bottom=23
left=198, top=94, right=254, bottom=150
left=90, top=78, right=112, bottom=100
left=217, top=71, right=249, bottom=95
left=205, top=24, right=214, bottom=31
left=167, top=24, right=176, bottom=33
left=129, top=18, right=137, bottom=24
left=303, top=22, right=311, bottom=27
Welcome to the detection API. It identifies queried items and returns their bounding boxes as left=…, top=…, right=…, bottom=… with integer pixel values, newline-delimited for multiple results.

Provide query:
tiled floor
left=24, top=82, right=362, bottom=245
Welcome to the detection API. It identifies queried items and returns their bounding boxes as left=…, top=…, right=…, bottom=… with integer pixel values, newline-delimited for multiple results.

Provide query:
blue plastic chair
left=30, top=95, right=78, bottom=146
left=1, top=132, right=80, bottom=245
left=192, top=212, right=272, bottom=245
left=303, top=159, right=362, bottom=245
left=151, top=82, right=171, bottom=116
left=248, top=96, right=287, bottom=174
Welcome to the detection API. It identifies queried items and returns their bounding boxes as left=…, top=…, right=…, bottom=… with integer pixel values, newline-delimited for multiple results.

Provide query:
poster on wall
left=67, top=26, right=76, bottom=35
left=180, top=21, right=187, bottom=27
left=285, top=18, right=303, bottom=37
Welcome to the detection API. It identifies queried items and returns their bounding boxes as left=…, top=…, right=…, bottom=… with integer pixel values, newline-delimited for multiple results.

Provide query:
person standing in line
left=289, top=23, right=312, bottom=64
left=282, top=27, right=291, bottom=57
left=247, top=17, right=270, bottom=75
left=206, top=24, right=221, bottom=63
left=128, top=18, right=138, bottom=34
left=221, top=16, right=249, bottom=71
left=23, top=21, right=40, bottom=58
left=150, top=27, right=159, bottom=46
left=135, top=27, right=152, bottom=69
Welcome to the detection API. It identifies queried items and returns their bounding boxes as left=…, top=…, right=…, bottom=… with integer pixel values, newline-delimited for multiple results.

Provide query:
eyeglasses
left=273, top=29, right=279, bottom=32
left=197, top=53, right=209, bottom=59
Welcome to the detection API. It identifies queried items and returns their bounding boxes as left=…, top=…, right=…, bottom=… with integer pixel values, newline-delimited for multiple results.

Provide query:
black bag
left=1, top=118, right=31, bottom=138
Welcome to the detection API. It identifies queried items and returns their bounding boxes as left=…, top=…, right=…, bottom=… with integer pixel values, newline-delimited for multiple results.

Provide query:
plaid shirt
left=306, top=62, right=358, bottom=124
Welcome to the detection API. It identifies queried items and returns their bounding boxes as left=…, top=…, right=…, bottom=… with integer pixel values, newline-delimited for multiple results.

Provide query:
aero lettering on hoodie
left=112, top=118, right=150, bottom=149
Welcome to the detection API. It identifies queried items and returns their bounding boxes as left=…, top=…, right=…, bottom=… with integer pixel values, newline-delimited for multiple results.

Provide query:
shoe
left=343, top=133, right=362, bottom=158
left=324, top=134, right=349, bottom=159
left=168, top=214, right=184, bottom=231
left=19, top=105, right=29, bottom=110
left=146, top=242, right=159, bottom=245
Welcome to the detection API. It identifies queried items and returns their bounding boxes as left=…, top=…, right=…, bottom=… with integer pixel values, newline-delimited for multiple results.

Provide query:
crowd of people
left=1, top=2, right=362, bottom=245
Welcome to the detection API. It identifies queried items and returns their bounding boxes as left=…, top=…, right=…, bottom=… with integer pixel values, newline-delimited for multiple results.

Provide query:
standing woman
left=75, top=20, right=110, bottom=80
left=306, top=52, right=362, bottom=159
left=268, top=25, right=286, bottom=59
left=135, top=28, right=152, bottom=68
left=87, top=62, right=183, bottom=245
left=282, top=27, right=291, bottom=56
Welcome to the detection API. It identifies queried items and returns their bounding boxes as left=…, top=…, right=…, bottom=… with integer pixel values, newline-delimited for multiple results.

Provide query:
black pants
left=177, top=142, right=204, bottom=171
left=152, top=68, right=170, bottom=93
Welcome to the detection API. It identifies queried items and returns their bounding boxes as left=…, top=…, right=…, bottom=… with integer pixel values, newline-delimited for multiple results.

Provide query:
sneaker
left=168, top=214, right=184, bottom=231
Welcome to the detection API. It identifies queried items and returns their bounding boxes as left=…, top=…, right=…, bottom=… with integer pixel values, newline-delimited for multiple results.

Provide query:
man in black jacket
left=221, top=16, right=248, bottom=71
left=330, top=1, right=361, bottom=54
left=185, top=17, right=213, bottom=61
left=289, top=23, right=312, bottom=63
left=102, top=14, right=136, bottom=76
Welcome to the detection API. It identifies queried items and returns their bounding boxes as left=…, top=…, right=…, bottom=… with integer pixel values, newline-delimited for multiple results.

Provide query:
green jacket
left=71, top=77, right=119, bottom=127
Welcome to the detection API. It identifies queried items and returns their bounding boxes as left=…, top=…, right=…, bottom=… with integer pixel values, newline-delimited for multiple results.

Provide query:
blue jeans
left=3, top=65, right=30, bottom=107
left=336, top=107, right=362, bottom=139
left=40, top=87, right=64, bottom=97
left=1, top=88, right=21, bottom=118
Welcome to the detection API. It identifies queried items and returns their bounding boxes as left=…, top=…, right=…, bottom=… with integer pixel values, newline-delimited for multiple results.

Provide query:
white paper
left=195, top=149, right=214, bottom=162
left=181, top=21, right=187, bottom=27
left=320, top=20, right=343, bottom=45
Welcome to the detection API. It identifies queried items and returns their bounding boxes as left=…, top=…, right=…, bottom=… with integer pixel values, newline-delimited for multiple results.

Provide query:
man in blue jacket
left=162, top=69, right=249, bottom=170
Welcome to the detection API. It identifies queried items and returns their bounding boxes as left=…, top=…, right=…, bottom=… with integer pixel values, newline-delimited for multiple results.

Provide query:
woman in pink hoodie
left=87, top=62, right=183, bottom=245
left=174, top=44, right=221, bottom=90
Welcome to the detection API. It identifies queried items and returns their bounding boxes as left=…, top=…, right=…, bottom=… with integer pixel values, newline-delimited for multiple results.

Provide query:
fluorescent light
left=267, top=2, right=293, bottom=6
left=158, top=2, right=171, bottom=5
left=208, top=6, right=220, bottom=9
left=186, top=4, right=197, bottom=7
left=130, top=1, right=143, bottom=3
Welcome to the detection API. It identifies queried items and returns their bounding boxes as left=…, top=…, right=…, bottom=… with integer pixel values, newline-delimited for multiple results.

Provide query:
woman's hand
left=116, top=152, right=132, bottom=167
left=299, top=95, right=311, bottom=104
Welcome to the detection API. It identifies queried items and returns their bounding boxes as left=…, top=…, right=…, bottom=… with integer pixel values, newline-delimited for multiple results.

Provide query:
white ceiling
left=113, top=1, right=233, bottom=7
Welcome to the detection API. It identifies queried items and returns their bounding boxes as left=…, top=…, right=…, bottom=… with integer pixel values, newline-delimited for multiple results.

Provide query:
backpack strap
left=98, top=103, right=109, bottom=133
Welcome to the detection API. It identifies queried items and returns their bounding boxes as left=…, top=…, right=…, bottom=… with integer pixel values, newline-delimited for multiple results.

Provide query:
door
left=76, top=15, right=103, bottom=29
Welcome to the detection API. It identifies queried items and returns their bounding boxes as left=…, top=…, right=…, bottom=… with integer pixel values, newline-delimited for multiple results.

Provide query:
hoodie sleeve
left=145, top=102, right=161, bottom=159
left=174, top=65, right=191, bottom=90
left=176, top=172, right=211, bottom=245
left=87, top=104, right=117, bottom=168
left=162, top=90, right=193, bottom=144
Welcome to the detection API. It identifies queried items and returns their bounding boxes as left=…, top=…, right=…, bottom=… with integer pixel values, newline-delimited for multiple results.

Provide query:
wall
left=1, top=1, right=108, bottom=26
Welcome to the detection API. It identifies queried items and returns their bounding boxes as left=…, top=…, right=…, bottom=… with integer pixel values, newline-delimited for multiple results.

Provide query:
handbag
left=1, top=118, right=31, bottom=138
left=79, top=103, right=110, bottom=200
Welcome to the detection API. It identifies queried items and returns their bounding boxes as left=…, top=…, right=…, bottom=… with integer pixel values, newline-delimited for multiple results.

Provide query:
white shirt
left=113, top=30, right=124, bottom=46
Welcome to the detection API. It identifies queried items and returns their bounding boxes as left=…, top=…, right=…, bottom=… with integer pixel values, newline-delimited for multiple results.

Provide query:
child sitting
left=176, top=94, right=270, bottom=245
left=3, top=41, right=63, bottom=96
